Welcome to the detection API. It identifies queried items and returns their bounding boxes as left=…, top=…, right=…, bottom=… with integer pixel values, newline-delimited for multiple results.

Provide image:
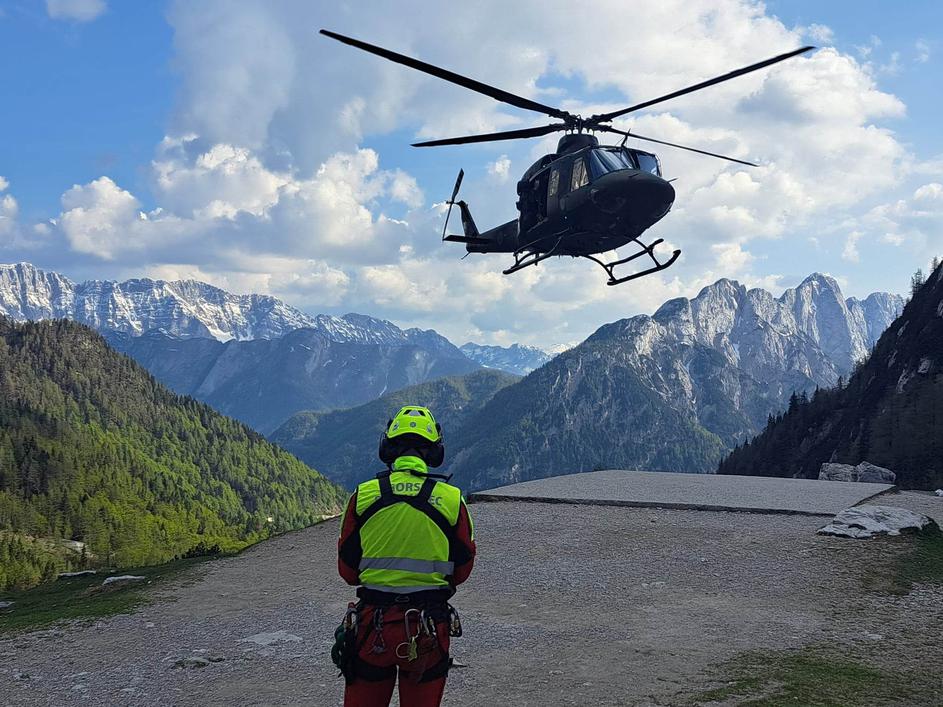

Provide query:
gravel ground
left=2, top=490, right=941, bottom=706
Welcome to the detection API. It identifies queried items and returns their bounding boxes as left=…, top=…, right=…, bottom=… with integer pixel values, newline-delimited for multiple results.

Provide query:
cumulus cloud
left=842, top=231, right=862, bottom=263
left=804, top=24, right=834, bottom=44
left=487, top=155, right=512, bottom=183
left=46, top=0, right=106, bottom=22
left=861, top=183, right=943, bottom=256
left=0, top=178, right=18, bottom=239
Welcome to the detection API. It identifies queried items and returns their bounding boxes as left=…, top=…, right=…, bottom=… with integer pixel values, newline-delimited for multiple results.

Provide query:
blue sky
left=1, top=1, right=941, bottom=347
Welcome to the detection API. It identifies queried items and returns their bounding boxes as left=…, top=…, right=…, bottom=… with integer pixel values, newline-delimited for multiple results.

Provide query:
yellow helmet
left=379, top=405, right=444, bottom=467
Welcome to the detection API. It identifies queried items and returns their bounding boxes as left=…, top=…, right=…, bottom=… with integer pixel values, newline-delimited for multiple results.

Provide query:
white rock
left=818, top=505, right=935, bottom=539
left=238, top=630, right=303, bottom=647
left=0, top=601, right=13, bottom=609
left=58, top=570, right=97, bottom=579
left=102, top=575, right=146, bottom=586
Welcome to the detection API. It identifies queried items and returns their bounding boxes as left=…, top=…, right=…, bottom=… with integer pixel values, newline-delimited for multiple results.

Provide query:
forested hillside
left=0, top=319, right=345, bottom=590
left=718, top=262, right=943, bottom=489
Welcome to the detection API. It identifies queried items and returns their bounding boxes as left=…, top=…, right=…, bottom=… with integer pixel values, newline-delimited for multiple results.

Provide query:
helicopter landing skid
left=582, top=238, right=681, bottom=286
left=502, top=238, right=564, bottom=276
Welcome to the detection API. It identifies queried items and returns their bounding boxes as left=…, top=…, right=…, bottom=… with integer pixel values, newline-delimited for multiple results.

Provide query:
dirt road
left=2, top=491, right=941, bottom=706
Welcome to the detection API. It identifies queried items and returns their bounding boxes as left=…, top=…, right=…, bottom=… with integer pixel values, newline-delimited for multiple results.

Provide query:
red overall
left=337, top=473, right=476, bottom=707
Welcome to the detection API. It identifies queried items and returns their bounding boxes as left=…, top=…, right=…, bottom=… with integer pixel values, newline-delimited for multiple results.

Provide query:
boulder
left=819, top=463, right=856, bottom=482
left=854, top=462, right=896, bottom=483
left=818, top=461, right=895, bottom=483
left=0, top=601, right=13, bottom=610
left=172, top=657, right=210, bottom=669
left=818, top=505, right=936, bottom=539
left=935, top=489, right=943, bottom=497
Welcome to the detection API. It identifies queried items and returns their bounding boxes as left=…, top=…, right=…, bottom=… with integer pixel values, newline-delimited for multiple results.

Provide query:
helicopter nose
left=633, top=172, right=675, bottom=222
left=591, top=172, right=675, bottom=226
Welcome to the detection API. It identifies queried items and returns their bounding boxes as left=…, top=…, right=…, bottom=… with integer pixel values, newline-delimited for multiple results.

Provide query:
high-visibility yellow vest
left=345, top=466, right=466, bottom=593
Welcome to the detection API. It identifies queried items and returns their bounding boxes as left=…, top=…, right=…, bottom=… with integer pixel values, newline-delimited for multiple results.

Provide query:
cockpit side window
left=636, top=152, right=661, bottom=176
left=548, top=168, right=560, bottom=198
left=570, top=157, right=589, bottom=191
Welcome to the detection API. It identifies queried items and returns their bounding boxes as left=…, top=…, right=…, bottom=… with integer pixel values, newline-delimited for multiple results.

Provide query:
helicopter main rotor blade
left=320, top=29, right=572, bottom=122
left=589, top=46, right=814, bottom=124
left=412, top=123, right=567, bottom=147
left=602, top=127, right=758, bottom=167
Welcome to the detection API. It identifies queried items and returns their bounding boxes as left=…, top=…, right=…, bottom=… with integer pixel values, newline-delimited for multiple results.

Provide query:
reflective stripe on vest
left=359, top=556, right=456, bottom=575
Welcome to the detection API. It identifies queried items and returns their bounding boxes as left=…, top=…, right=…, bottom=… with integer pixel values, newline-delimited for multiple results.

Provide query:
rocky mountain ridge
left=442, top=273, right=904, bottom=490
left=718, top=264, right=943, bottom=490
left=0, top=262, right=314, bottom=341
left=459, top=342, right=552, bottom=376
left=0, top=263, right=465, bottom=349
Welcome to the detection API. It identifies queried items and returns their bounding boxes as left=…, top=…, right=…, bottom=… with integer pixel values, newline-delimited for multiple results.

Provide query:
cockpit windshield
left=589, top=148, right=637, bottom=178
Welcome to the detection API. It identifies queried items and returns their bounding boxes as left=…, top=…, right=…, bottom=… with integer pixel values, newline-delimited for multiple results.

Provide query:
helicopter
left=321, top=29, right=813, bottom=285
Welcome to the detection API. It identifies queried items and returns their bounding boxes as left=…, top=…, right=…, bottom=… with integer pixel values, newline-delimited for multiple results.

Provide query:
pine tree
left=911, top=268, right=926, bottom=296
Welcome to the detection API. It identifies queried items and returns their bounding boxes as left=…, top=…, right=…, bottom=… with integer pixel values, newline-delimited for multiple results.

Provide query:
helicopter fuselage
left=465, top=138, right=675, bottom=258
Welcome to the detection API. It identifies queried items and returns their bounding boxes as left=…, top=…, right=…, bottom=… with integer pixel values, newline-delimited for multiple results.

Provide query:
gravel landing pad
left=470, top=470, right=895, bottom=516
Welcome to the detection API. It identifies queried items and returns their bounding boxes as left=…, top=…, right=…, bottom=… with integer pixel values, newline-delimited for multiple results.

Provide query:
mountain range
left=0, top=262, right=313, bottom=341
left=275, top=273, right=904, bottom=491
left=459, top=343, right=551, bottom=376
left=718, top=263, right=942, bottom=490
left=0, top=262, right=906, bottom=487
left=105, top=325, right=481, bottom=433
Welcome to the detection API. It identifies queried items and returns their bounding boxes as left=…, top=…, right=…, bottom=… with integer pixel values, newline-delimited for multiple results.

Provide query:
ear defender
left=378, top=418, right=397, bottom=465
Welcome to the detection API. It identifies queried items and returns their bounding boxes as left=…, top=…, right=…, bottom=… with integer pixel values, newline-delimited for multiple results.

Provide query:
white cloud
left=46, top=0, right=106, bottom=22
left=860, top=183, right=943, bottom=257
left=488, top=155, right=512, bottom=183
left=914, top=183, right=943, bottom=203
left=804, top=24, right=834, bottom=44
left=0, top=187, right=18, bottom=238
left=59, top=177, right=146, bottom=259
left=842, top=231, right=862, bottom=263
left=915, top=39, right=931, bottom=64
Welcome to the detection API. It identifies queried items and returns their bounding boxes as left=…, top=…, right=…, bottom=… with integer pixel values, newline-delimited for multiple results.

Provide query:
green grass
left=0, top=555, right=219, bottom=634
left=863, top=524, right=943, bottom=595
left=693, top=650, right=925, bottom=706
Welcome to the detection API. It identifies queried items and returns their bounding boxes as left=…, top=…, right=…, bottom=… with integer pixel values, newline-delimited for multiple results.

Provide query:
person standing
left=336, top=405, right=476, bottom=706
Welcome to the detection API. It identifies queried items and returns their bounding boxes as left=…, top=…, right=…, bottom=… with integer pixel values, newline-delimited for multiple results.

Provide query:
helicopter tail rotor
left=441, top=169, right=464, bottom=241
